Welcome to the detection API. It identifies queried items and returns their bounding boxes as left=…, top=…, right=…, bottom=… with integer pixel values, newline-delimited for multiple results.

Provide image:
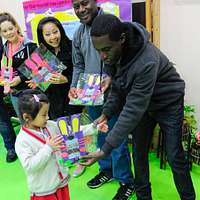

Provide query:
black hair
left=37, top=17, right=71, bottom=54
left=18, top=89, right=49, bottom=124
left=91, top=14, right=144, bottom=57
left=91, top=14, right=125, bottom=41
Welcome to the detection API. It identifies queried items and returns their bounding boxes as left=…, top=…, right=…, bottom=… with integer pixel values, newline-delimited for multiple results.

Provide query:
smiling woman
left=0, top=12, right=37, bottom=117
left=42, top=22, right=61, bottom=51
left=36, top=17, right=83, bottom=119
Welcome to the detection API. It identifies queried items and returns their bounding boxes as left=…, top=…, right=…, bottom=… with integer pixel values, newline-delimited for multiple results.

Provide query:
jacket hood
left=132, top=22, right=150, bottom=46
left=120, top=22, right=150, bottom=66
left=3, top=37, right=36, bottom=56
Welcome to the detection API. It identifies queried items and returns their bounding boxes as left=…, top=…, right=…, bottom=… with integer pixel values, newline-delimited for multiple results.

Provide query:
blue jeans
left=87, top=106, right=134, bottom=185
left=132, top=98, right=195, bottom=200
left=10, top=94, right=20, bottom=117
left=0, top=95, right=16, bottom=151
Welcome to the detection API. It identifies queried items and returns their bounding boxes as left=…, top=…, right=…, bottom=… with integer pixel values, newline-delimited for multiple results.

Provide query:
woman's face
left=42, top=22, right=61, bottom=48
left=0, top=20, right=19, bottom=43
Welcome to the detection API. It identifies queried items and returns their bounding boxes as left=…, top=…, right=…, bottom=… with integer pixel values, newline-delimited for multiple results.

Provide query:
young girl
left=36, top=17, right=83, bottom=120
left=0, top=12, right=37, bottom=116
left=15, top=89, right=70, bottom=200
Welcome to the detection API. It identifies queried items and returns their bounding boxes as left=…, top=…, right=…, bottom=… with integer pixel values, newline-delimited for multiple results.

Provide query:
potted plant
left=190, top=132, right=200, bottom=165
left=184, top=104, right=200, bottom=165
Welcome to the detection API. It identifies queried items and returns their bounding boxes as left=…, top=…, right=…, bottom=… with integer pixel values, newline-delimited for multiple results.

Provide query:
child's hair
left=18, top=89, right=49, bottom=124
left=0, top=12, right=22, bottom=35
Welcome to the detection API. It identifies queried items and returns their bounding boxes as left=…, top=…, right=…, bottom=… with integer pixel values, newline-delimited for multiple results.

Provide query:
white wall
left=0, top=0, right=26, bottom=34
left=1, top=0, right=200, bottom=127
left=160, top=0, right=200, bottom=128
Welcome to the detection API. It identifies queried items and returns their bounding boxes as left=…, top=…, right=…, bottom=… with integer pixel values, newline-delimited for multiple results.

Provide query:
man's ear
left=23, top=113, right=32, bottom=123
left=120, top=33, right=126, bottom=44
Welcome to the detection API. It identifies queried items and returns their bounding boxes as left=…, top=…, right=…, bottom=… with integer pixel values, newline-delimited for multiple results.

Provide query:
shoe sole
left=6, top=157, right=18, bottom=163
left=87, top=178, right=114, bottom=189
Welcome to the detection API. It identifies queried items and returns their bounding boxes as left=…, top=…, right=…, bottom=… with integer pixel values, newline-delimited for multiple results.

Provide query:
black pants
left=132, top=99, right=195, bottom=200
left=0, top=95, right=16, bottom=151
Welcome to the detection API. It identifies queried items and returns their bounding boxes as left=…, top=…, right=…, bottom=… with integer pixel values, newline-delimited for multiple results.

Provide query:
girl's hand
left=10, top=76, right=21, bottom=87
left=49, top=73, right=68, bottom=84
left=26, top=80, right=38, bottom=89
left=46, top=135, right=64, bottom=150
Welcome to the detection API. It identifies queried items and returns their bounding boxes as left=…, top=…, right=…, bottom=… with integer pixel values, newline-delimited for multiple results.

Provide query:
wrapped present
left=57, top=113, right=98, bottom=167
left=69, top=73, right=105, bottom=106
left=18, top=44, right=67, bottom=91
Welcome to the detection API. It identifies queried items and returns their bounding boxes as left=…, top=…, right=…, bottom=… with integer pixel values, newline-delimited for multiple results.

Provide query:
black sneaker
left=6, top=149, right=17, bottom=163
left=112, top=183, right=135, bottom=200
left=87, top=171, right=113, bottom=189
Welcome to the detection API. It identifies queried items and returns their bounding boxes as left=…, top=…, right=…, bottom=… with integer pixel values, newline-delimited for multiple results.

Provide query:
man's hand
left=80, top=150, right=105, bottom=166
left=10, top=76, right=21, bottom=87
left=96, top=123, right=108, bottom=133
left=94, top=114, right=108, bottom=133
left=68, top=87, right=78, bottom=99
left=101, top=76, right=111, bottom=93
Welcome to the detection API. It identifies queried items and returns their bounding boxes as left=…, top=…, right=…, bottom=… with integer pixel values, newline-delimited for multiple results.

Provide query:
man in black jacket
left=81, top=14, right=196, bottom=200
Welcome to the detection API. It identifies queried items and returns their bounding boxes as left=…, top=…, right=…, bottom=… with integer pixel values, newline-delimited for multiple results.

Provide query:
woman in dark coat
left=37, top=17, right=83, bottom=119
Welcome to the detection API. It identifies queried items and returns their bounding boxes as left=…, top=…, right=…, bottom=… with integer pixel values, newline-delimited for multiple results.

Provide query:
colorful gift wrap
left=18, top=44, right=67, bottom=91
left=57, top=113, right=98, bottom=167
left=69, top=73, right=106, bottom=106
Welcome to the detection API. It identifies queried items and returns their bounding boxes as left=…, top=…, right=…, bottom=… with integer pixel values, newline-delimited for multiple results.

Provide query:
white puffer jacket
left=15, top=120, right=70, bottom=196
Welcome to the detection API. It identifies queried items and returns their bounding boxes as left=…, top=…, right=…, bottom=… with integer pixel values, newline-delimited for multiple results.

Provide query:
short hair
left=0, top=12, right=22, bottom=35
left=37, top=17, right=71, bottom=52
left=18, top=89, right=49, bottom=124
left=91, top=14, right=125, bottom=41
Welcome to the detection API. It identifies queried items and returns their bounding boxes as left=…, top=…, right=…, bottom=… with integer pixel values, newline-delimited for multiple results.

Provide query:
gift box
left=69, top=73, right=105, bottom=106
left=57, top=113, right=98, bottom=167
left=18, top=44, right=67, bottom=91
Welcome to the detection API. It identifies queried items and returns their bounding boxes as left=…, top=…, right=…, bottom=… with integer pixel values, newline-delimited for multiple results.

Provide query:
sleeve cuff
left=101, top=142, right=114, bottom=156
left=19, top=74, right=27, bottom=82
left=44, top=144, right=53, bottom=154
left=102, top=110, right=112, bottom=120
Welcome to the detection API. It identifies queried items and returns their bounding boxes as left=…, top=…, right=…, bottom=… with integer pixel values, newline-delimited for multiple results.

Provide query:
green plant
left=184, top=104, right=198, bottom=143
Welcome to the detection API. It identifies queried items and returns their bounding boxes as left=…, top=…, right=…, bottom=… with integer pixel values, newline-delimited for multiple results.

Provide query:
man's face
left=72, top=0, right=98, bottom=24
left=92, top=34, right=123, bottom=65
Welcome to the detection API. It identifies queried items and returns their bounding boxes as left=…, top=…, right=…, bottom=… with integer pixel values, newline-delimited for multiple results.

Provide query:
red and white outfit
left=15, top=121, right=70, bottom=200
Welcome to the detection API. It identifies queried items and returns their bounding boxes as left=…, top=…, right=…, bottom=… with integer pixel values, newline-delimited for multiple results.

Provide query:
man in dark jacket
left=81, top=14, right=196, bottom=200
left=69, top=1, right=135, bottom=200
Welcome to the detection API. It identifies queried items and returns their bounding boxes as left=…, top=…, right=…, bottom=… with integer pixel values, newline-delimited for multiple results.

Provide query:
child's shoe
left=73, top=163, right=86, bottom=178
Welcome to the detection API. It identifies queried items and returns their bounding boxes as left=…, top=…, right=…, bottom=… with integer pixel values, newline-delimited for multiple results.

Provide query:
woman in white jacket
left=15, top=89, right=70, bottom=200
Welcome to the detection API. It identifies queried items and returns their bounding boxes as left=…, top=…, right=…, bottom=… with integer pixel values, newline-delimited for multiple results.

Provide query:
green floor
left=0, top=129, right=200, bottom=200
